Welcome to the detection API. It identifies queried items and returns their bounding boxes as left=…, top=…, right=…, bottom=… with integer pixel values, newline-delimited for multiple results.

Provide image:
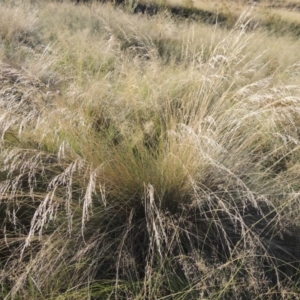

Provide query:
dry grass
left=160, top=0, right=300, bottom=37
left=1, top=1, right=300, bottom=299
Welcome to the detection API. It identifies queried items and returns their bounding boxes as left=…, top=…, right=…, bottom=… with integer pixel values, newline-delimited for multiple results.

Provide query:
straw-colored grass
left=1, top=1, right=300, bottom=299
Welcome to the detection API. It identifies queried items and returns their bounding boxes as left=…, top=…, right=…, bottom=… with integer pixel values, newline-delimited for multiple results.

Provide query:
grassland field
left=1, top=0, right=300, bottom=299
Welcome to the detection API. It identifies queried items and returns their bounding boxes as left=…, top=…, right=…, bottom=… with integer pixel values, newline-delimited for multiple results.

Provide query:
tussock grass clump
left=1, top=1, right=300, bottom=299
left=0, top=4, right=37, bottom=44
